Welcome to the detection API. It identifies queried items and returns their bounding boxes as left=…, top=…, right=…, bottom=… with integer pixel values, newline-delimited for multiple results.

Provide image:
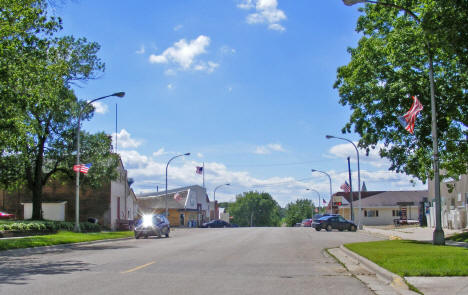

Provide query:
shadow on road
left=0, top=242, right=137, bottom=285
left=0, top=257, right=90, bottom=286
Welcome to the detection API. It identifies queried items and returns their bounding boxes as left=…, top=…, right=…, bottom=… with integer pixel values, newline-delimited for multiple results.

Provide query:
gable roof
left=338, top=190, right=428, bottom=207
left=137, top=190, right=189, bottom=210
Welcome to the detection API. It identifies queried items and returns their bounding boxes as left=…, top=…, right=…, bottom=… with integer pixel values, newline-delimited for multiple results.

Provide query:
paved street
left=0, top=228, right=381, bottom=295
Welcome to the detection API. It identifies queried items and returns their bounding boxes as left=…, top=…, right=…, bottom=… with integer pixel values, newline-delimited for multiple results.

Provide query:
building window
left=392, top=210, right=401, bottom=217
left=365, top=210, right=379, bottom=217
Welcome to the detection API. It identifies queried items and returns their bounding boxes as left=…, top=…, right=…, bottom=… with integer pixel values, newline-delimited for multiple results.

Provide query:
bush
left=0, top=220, right=100, bottom=234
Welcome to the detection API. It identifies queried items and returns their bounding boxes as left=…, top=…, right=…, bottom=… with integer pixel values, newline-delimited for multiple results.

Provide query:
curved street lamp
left=326, top=135, right=362, bottom=229
left=341, top=0, right=444, bottom=244
left=165, top=153, right=190, bottom=217
left=311, top=169, right=332, bottom=214
left=75, top=92, right=125, bottom=232
left=213, top=183, right=230, bottom=220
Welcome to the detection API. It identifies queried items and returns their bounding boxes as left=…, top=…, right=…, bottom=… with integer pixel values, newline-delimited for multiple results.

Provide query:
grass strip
left=446, top=232, right=468, bottom=243
left=0, top=231, right=133, bottom=251
left=344, top=240, right=468, bottom=277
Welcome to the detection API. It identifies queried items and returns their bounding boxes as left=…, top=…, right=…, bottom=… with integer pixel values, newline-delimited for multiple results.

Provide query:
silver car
left=134, top=214, right=170, bottom=239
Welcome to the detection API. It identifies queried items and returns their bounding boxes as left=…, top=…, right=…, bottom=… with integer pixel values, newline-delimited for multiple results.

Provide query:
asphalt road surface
left=0, top=227, right=381, bottom=295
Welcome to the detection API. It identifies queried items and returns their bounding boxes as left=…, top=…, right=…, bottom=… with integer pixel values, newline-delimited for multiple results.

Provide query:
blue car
left=312, top=215, right=357, bottom=232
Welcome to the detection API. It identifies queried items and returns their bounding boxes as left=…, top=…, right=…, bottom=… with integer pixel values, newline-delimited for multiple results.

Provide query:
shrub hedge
left=0, top=221, right=100, bottom=233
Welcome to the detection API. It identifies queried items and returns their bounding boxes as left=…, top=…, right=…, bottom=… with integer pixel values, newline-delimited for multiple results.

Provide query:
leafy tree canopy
left=228, top=191, right=281, bottom=227
left=284, top=199, right=315, bottom=227
left=0, top=0, right=116, bottom=219
left=334, top=0, right=468, bottom=182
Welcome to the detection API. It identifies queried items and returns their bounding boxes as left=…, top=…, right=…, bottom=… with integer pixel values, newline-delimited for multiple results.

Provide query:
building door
left=180, top=214, right=185, bottom=226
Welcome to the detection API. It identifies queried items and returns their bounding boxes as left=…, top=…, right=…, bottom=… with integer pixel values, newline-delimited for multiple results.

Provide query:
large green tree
left=335, top=0, right=468, bottom=182
left=228, top=191, right=281, bottom=227
left=284, top=199, right=314, bottom=227
left=0, top=0, right=117, bottom=219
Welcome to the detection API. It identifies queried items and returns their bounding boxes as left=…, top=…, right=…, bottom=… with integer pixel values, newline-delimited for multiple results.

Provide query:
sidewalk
left=350, top=226, right=468, bottom=295
left=362, top=225, right=465, bottom=243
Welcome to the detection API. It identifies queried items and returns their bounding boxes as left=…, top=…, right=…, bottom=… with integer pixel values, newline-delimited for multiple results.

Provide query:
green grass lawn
left=0, top=231, right=134, bottom=251
left=447, top=232, right=468, bottom=243
left=344, top=240, right=468, bottom=277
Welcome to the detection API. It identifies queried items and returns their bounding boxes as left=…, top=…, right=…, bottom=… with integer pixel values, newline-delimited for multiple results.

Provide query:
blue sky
left=56, top=0, right=425, bottom=206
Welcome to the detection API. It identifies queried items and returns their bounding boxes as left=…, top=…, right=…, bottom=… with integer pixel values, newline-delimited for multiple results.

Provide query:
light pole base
left=433, top=228, right=445, bottom=245
left=74, top=224, right=81, bottom=233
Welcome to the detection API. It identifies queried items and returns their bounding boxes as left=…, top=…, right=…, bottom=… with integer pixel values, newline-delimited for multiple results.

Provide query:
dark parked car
left=312, top=215, right=357, bottom=232
left=202, top=220, right=232, bottom=228
left=134, top=214, right=170, bottom=239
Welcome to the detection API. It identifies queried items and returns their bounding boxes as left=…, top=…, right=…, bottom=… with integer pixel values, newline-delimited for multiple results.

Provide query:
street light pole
left=342, top=0, right=444, bottom=244
left=311, top=169, right=332, bottom=214
left=165, top=153, right=190, bottom=217
left=74, top=92, right=125, bottom=232
left=326, top=135, right=362, bottom=229
left=213, top=183, right=230, bottom=220
left=306, top=188, right=321, bottom=214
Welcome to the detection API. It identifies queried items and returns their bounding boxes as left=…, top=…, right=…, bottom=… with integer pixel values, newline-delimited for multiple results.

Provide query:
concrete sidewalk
left=362, top=225, right=465, bottom=242
left=355, top=226, right=468, bottom=294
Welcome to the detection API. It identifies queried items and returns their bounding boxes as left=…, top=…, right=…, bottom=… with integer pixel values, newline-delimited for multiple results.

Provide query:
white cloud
left=119, top=148, right=425, bottom=207
left=173, top=24, right=183, bottom=31
left=238, top=0, right=286, bottom=32
left=149, top=35, right=217, bottom=73
left=197, top=153, right=204, bottom=158
left=91, top=101, right=108, bottom=114
left=167, top=83, right=174, bottom=90
left=254, top=143, right=286, bottom=154
left=327, top=142, right=390, bottom=168
left=135, top=45, right=145, bottom=55
left=153, top=148, right=166, bottom=157
left=112, top=129, right=142, bottom=149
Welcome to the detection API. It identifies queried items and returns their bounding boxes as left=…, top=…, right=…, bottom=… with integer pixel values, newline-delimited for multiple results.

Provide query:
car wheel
left=326, top=224, right=332, bottom=232
left=339, top=229, right=344, bottom=232
left=144, top=235, right=148, bottom=239
left=135, top=233, right=140, bottom=239
left=350, top=225, right=357, bottom=232
left=315, top=227, right=321, bottom=231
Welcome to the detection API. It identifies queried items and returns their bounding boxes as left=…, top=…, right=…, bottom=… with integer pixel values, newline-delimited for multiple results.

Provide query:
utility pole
left=347, top=156, right=354, bottom=221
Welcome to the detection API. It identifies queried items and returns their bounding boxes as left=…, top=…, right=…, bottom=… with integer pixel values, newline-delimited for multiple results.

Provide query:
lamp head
left=112, top=92, right=126, bottom=98
left=311, top=169, right=317, bottom=172
left=325, top=135, right=334, bottom=139
left=184, top=152, right=191, bottom=156
left=226, top=183, right=231, bottom=186
left=342, top=0, right=366, bottom=6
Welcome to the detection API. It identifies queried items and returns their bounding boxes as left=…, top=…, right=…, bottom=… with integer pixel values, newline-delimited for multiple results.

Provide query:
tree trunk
left=30, top=137, right=46, bottom=220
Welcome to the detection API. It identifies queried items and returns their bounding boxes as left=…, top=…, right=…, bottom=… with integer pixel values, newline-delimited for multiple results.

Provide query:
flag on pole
left=340, top=181, right=351, bottom=192
left=73, top=163, right=92, bottom=174
left=398, top=96, right=423, bottom=134
left=196, top=166, right=203, bottom=175
left=322, top=198, right=327, bottom=204
left=174, top=192, right=182, bottom=201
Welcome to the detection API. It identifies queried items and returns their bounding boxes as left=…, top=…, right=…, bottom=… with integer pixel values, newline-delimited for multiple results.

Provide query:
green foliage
left=228, top=191, right=281, bottom=227
left=447, top=232, right=468, bottom=243
left=335, top=0, right=468, bottom=182
left=0, top=220, right=100, bottom=233
left=284, top=199, right=314, bottom=227
left=0, top=0, right=117, bottom=218
left=0, top=230, right=133, bottom=251
left=345, top=240, right=468, bottom=276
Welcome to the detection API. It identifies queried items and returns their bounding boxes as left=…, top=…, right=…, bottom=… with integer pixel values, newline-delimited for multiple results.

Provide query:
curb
left=340, top=245, right=412, bottom=292
left=0, top=237, right=134, bottom=256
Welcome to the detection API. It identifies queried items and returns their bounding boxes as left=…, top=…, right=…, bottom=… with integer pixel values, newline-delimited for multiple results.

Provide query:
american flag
left=73, top=163, right=92, bottom=174
left=322, top=198, right=327, bottom=204
left=196, top=166, right=203, bottom=175
left=398, top=96, right=423, bottom=134
left=174, top=192, right=183, bottom=201
left=340, top=181, right=351, bottom=192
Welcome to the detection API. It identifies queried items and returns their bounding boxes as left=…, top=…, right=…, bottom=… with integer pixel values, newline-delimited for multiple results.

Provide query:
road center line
left=121, top=261, right=156, bottom=274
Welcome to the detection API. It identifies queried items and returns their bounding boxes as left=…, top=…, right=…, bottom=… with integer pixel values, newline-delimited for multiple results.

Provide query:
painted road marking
left=121, top=261, right=156, bottom=274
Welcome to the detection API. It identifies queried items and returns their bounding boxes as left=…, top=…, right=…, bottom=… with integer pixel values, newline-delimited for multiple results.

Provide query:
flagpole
left=202, top=162, right=205, bottom=188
